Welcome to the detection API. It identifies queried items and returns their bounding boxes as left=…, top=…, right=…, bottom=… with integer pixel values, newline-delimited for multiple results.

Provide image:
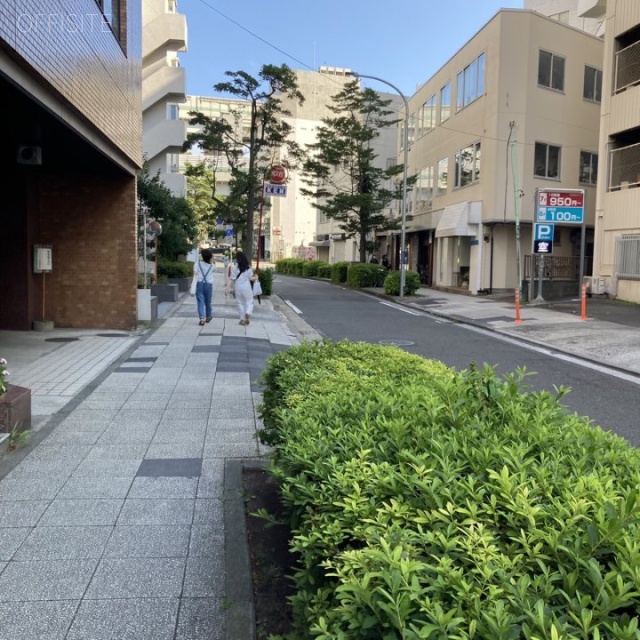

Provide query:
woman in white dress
left=230, top=251, right=255, bottom=325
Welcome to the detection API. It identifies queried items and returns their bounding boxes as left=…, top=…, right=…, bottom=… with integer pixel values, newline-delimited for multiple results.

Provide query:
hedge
left=259, top=340, right=640, bottom=640
left=346, top=263, right=388, bottom=288
left=384, top=269, right=421, bottom=296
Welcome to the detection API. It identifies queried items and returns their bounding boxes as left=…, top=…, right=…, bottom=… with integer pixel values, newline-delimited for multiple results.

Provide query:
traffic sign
left=536, top=189, right=584, bottom=224
left=534, top=223, right=554, bottom=242
left=264, top=184, right=287, bottom=197
left=534, top=240, right=553, bottom=254
left=225, top=228, right=233, bottom=237
left=269, top=165, right=287, bottom=184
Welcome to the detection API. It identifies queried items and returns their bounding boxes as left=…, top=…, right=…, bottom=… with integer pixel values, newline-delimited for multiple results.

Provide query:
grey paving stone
left=42, top=429, right=102, bottom=446
left=203, top=441, right=259, bottom=458
left=195, top=475, right=223, bottom=499
left=137, top=458, right=202, bottom=478
left=193, top=499, right=224, bottom=528
left=24, top=444, right=92, bottom=462
left=13, top=526, right=112, bottom=560
left=175, top=597, right=223, bottom=640
left=85, top=557, right=185, bottom=598
left=209, top=405, right=256, bottom=419
left=72, top=459, right=142, bottom=477
left=0, top=528, right=30, bottom=561
left=206, top=418, right=257, bottom=431
left=85, top=443, right=149, bottom=460
left=56, top=476, right=133, bottom=500
left=38, top=499, right=124, bottom=526
left=67, top=598, right=179, bottom=640
left=97, top=425, right=157, bottom=444
left=0, top=600, right=78, bottom=640
left=144, top=442, right=204, bottom=460
left=205, top=430, right=257, bottom=445
left=152, top=426, right=207, bottom=444
left=103, top=525, right=191, bottom=558
left=0, top=559, right=97, bottom=601
left=0, top=476, right=67, bottom=501
left=128, top=476, right=198, bottom=499
left=1, top=501, right=50, bottom=527
left=188, top=527, right=224, bottom=558
left=182, top=555, right=224, bottom=597
left=163, top=407, right=210, bottom=420
left=117, top=498, right=195, bottom=526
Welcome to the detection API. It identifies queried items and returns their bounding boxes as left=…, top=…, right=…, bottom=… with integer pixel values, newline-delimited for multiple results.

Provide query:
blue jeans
left=196, top=282, right=212, bottom=319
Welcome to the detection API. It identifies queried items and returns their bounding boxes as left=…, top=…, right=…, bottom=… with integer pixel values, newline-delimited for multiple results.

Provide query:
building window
left=579, top=151, right=598, bottom=185
left=608, top=141, right=640, bottom=190
left=456, top=53, right=485, bottom=111
left=417, top=95, right=436, bottom=138
left=416, top=166, right=433, bottom=211
left=454, top=142, right=481, bottom=187
left=96, top=0, right=121, bottom=39
left=167, top=104, right=180, bottom=120
left=584, top=66, right=602, bottom=102
left=535, top=142, right=561, bottom=179
left=439, top=82, right=451, bottom=123
left=166, top=0, right=178, bottom=12
left=538, top=50, right=565, bottom=91
left=167, top=153, right=180, bottom=173
left=614, top=30, right=640, bottom=93
left=437, top=158, right=448, bottom=196
left=616, top=235, right=640, bottom=280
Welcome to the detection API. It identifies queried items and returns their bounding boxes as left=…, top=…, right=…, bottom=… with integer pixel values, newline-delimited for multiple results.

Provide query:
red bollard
left=580, top=284, right=588, bottom=321
left=514, top=287, right=522, bottom=324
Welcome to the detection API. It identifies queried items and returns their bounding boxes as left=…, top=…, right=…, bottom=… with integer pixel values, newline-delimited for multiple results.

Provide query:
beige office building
left=402, top=9, right=603, bottom=296
left=142, top=0, right=187, bottom=196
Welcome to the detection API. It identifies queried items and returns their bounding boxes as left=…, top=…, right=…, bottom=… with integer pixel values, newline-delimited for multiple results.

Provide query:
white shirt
left=193, top=261, right=215, bottom=284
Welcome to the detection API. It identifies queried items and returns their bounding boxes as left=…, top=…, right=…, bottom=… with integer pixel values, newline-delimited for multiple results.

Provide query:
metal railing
left=615, top=39, right=640, bottom=93
left=608, top=141, right=640, bottom=190
left=524, top=255, right=583, bottom=280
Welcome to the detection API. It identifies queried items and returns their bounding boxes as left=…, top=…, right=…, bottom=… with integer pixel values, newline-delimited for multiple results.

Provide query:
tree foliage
left=184, top=64, right=305, bottom=256
left=137, top=165, right=197, bottom=261
left=300, top=80, right=414, bottom=262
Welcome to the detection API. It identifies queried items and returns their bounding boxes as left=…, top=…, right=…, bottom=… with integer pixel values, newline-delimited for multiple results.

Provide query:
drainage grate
left=136, top=458, right=203, bottom=478
left=45, top=337, right=79, bottom=343
left=378, top=339, right=415, bottom=346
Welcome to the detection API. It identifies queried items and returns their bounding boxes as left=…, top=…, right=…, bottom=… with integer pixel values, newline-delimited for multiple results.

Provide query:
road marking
left=284, top=300, right=303, bottom=315
left=379, top=301, right=421, bottom=315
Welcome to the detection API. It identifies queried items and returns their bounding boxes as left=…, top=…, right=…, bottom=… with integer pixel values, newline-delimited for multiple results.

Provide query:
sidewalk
left=0, top=273, right=301, bottom=640
left=1, top=275, right=639, bottom=639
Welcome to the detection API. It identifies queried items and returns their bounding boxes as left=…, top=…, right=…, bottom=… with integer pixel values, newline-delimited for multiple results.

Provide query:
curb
left=224, top=459, right=259, bottom=640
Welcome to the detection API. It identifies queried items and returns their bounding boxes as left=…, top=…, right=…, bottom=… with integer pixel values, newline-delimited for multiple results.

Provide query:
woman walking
left=230, top=251, right=255, bottom=325
left=190, top=248, right=216, bottom=326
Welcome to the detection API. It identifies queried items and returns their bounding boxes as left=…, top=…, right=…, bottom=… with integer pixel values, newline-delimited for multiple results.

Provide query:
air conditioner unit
left=17, top=145, right=42, bottom=165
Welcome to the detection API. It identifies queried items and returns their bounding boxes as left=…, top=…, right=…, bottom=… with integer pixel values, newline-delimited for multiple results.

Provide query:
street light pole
left=349, top=72, right=409, bottom=297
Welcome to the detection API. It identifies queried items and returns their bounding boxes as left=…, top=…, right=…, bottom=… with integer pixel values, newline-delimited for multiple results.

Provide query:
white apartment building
left=586, top=0, right=640, bottom=303
left=142, top=0, right=187, bottom=196
left=524, top=0, right=605, bottom=35
left=402, top=9, right=603, bottom=296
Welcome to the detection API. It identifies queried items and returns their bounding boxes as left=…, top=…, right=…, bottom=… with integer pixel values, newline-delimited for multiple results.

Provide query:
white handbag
left=252, top=278, right=263, bottom=297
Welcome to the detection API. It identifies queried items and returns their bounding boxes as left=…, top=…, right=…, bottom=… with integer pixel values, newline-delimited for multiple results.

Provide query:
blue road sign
left=264, top=184, right=287, bottom=197
left=534, top=223, right=554, bottom=241
left=225, top=228, right=233, bottom=237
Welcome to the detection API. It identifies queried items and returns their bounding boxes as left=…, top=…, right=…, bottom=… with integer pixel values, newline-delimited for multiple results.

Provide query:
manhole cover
left=45, top=337, right=79, bottom=343
left=378, top=339, right=415, bottom=346
left=96, top=333, right=131, bottom=338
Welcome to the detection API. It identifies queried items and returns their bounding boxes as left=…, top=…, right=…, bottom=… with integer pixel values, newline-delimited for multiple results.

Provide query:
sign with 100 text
left=536, top=189, right=584, bottom=224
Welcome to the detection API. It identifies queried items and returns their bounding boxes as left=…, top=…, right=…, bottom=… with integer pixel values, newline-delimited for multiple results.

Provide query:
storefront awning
left=435, top=201, right=481, bottom=238
left=309, top=240, right=330, bottom=247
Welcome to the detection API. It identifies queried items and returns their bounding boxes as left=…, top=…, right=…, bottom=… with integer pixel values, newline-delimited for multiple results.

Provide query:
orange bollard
left=580, top=283, right=588, bottom=320
left=514, top=287, right=522, bottom=324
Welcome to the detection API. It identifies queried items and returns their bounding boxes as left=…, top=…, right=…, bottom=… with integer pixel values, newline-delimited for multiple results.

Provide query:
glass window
left=456, top=53, right=486, bottom=111
left=538, top=50, right=565, bottom=91
left=439, top=82, right=451, bottom=123
left=437, top=158, right=449, bottom=196
left=416, top=166, right=433, bottom=211
left=454, top=142, right=481, bottom=187
left=580, top=151, right=598, bottom=185
left=167, top=104, right=180, bottom=120
left=583, top=66, right=602, bottom=102
left=535, top=142, right=561, bottom=179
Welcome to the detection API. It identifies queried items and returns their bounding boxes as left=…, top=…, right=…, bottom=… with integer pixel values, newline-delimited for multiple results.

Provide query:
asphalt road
left=273, top=275, right=640, bottom=447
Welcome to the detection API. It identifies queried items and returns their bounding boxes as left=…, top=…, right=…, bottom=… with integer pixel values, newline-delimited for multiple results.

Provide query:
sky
left=182, top=0, right=524, bottom=99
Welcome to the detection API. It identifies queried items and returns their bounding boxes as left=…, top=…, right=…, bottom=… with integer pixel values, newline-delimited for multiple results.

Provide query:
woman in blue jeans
left=190, top=248, right=216, bottom=325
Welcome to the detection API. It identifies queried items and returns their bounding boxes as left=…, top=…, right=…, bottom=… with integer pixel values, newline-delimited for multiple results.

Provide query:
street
left=273, top=275, right=640, bottom=447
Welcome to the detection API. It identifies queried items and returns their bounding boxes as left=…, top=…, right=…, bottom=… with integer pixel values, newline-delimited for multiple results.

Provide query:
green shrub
left=157, top=258, right=194, bottom=279
left=256, top=267, right=273, bottom=296
left=383, top=269, right=420, bottom=295
left=317, top=264, right=332, bottom=279
left=346, top=263, right=388, bottom=288
left=258, top=341, right=640, bottom=640
left=331, top=262, right=350, bottom=283
left=275, top=258, right=305, bottom=275
left=302, top=260, right=327, bottom=278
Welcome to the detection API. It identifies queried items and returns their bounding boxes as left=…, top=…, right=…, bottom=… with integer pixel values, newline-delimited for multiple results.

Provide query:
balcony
left=577, top=0, right=606, bottom=19
left=143, top=12, right=187, bottom=60
left=142, top=65, right=186, bottom=111
left=143, top=119, right=187, bottom=161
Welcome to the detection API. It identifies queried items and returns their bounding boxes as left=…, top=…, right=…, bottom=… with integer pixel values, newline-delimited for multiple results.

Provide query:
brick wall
left=33, top=171, right=138, bottom=330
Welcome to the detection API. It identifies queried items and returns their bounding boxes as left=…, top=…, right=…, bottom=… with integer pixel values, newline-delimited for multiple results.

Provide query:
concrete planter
left=32, top=320, right=54, bottom=331
left=150, top=283, right=179, bottom=303
left=137, top=289, right=158, bottom=322
left=168, top=277, right=191, bottom=293
left=0, top=385, right=31, bottom=433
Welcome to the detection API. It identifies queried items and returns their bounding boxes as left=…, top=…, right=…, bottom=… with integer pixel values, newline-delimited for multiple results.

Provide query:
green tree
left=184, top=64, right=304, bottom=256
left=137, top=166, right=197, bottom=261
left=300, top=80, right=413, bottom=263
left=184, top=160, right=220, bottom=243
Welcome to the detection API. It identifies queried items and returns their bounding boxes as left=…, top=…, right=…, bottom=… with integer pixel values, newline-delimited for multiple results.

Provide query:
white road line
left=379, top=301, right=421, bottom=315
left=284, top=300, right=303, bottom=315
